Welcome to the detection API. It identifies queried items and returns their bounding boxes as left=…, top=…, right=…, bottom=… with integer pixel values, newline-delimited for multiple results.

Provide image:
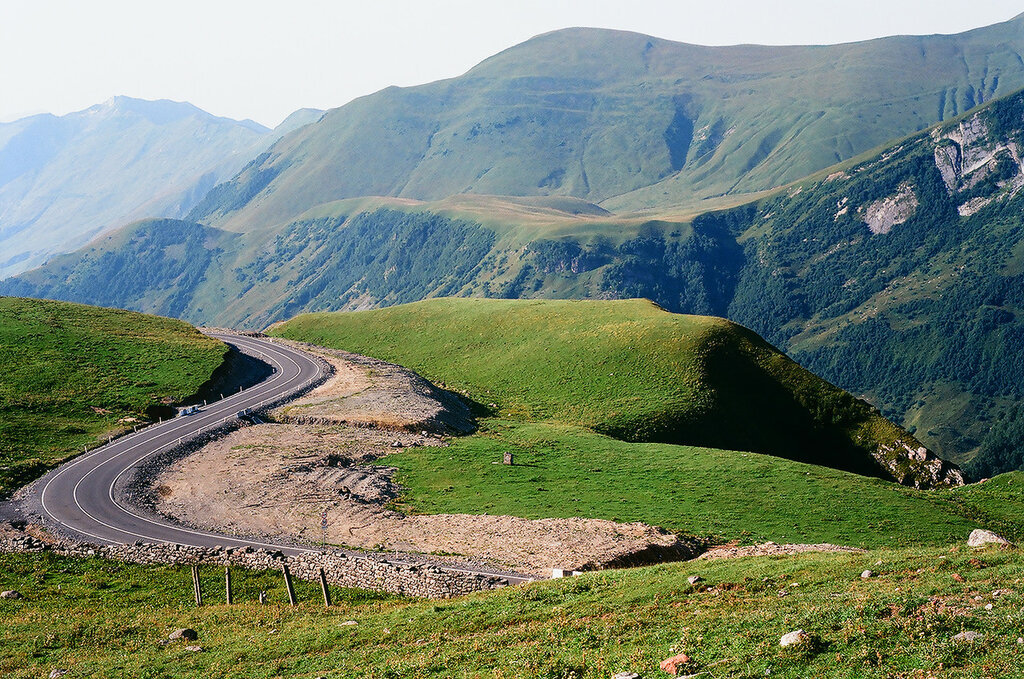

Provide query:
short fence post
left=319, top=568, right=332, bottom=608
left=224, top=566, right=233, bottom=605
left=283, top=565, right=297, bottom=606
left=192, top=565, right=203, bottom=606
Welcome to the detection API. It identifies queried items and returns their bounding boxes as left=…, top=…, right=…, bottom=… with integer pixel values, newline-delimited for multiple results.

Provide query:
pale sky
left=2, top=0, right=1022, bottom=128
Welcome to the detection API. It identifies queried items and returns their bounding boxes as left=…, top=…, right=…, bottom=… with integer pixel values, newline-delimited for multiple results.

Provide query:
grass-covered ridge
left=4, top=544, right=1024, bottom=678
left=0, top=297, right=226, bottom=495
left=272, top=298, right=923, bottom=479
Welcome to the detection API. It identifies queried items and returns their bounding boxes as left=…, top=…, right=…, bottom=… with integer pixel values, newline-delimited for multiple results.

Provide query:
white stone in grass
left=779, top=629, right=812, bottom=647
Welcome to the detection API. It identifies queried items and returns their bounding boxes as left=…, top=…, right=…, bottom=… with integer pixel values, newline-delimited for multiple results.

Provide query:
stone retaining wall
left=0, top=531, right=508, bottom=599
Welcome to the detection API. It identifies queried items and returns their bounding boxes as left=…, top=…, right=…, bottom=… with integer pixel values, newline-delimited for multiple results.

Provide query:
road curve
left=27, top=333, right=528, bottom=585
left=33, top=333, right=324, bottom=556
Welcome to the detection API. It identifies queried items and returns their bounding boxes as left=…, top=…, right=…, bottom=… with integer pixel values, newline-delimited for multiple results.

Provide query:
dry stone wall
left=0, top=529, right=508, bottom=599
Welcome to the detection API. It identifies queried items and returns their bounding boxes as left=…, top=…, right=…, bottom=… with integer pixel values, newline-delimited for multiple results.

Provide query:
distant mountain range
left=190, top=13, right=1024, bottom=232
left=0, top=98, right=322, bottom=277
left=4, top=14, right=1024, bottom=476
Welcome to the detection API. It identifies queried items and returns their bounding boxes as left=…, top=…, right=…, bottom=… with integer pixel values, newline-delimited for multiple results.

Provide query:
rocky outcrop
left=861, top=182, right=918, bottom=234
left=931, top=112, right=1024, bottom=215
left=874, top=440, right=965, bottom=489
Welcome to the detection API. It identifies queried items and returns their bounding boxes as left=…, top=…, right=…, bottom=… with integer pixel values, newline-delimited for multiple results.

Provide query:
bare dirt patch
left=697, top=541, right=865, bottom=560
left=154, top=347, right=696, bottom=576
left=271, top=340, right=474, bottom=434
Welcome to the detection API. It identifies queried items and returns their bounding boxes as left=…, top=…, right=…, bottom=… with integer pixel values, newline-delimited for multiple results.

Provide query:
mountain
left=0, top=98, right=323, bottom=278
left=189, top=14, right=1024, bottom=232
left=8, top=84, right=1024, bottom=475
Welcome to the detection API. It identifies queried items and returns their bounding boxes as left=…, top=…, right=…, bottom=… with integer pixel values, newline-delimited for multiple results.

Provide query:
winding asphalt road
left=32, top=333, right=323, bottom=555
left=26, top=333, right=528, bottom=584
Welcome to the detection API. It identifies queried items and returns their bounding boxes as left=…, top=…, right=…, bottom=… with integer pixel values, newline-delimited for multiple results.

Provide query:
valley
left=3, top=9, right=1024, bottom=677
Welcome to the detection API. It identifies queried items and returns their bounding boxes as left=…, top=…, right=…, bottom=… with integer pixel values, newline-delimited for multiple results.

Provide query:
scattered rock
left=390, top=440, right=403, bottom=448
left=184, top=645, right=203, bottom=652
left=860, top=570, right=874, bottom=579
left=612, top=673, right=640, bottom=679
left=779, top=629, right=812, bottom=647
left=952, top=630, right=983, bottom=644
left=1, top=590, right=23, bottom=599
left=341, top=620, right=358, bottom=626
left=968, top=529, right=1012, bottom=548
left=687, top=575, right=703, bottom=585
left=169, top=628, right=198, bottom=642
left=659, top=652, right=691, bottom=675
left=49, top=670, right=68, bottom=679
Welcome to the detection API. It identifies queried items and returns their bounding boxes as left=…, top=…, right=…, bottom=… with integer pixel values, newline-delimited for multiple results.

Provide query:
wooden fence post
left=283, top=564, right=297, bottom=606
left=319, top=568, right=332, bottom=608
left=192, top=565, right=203, bottom=606
left=224, top=566, right=233, bottom=605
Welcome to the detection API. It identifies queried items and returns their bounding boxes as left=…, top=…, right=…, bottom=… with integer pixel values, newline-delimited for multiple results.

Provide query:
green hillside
left=190, top=15, right=1024, bottom=232
left=0, top=297, right=226, bottom=496
left=6, top=543, right=1024, bottom=678
left=7, top=37, right=1024, bottom=477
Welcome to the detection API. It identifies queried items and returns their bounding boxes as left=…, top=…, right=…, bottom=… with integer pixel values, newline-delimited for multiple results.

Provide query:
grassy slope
left=0, top=297, right=226, bottom=495
left=271, top=298, right=1017, bottom=547
left=4, top=544, right=1024, bottom=678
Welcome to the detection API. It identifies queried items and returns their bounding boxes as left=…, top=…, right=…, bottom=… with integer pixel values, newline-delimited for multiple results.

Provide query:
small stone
left=184, top=645, right=203, bottom=652
left=612, top=673, right=640, bottom=679
left=860, top=570, right=874, bottom=579
left=1, top=590, right=23, bottom=599
left=49, top=670, right=68, bottom=679
left=659, top=652, right=691, bottom=674
left=952, top=630, right=983, bottom=643
left=391, top=440, right=403, bottom=448
left=951, top=573, right=965, bottom=583
left=1017, top=637, right=1023, bottom=645
left=340, top=620, right=358, bottom=626
left=985, top=603, right=993, bottom=610
left=779, top=629, right=812, bottom=647
left=687, top=575, right=703, bottom=585
left=169, top=628, right=198, bottom=642
left=968, top=529, right=1012, bottom=548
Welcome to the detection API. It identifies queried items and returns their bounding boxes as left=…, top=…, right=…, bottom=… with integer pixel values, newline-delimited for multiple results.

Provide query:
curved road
left=34, top=333, right=323, bottom=555
left=28, top=333, right=527, bottom=585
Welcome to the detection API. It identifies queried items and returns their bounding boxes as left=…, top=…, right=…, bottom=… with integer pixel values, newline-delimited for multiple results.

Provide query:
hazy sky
left=2, top=0, right=1022, bottom=128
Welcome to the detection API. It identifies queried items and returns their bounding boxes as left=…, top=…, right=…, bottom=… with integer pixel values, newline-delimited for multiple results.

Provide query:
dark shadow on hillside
left=145, top=344, right=274, bottom=421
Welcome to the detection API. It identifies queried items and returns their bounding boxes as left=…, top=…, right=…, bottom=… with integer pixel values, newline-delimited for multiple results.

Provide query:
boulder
left=779, top=629, right=812, bottom=647
left=860, top=570, right=874, bottom=579
left=968, top=529, right=1012, bottom=548
left=169, top=628, right=198, bottom=642
left=49, top=670, right=68, bottom=679
left=687, top=575, right=703, bottom=585
left=1, top=590, right=23, bottom=599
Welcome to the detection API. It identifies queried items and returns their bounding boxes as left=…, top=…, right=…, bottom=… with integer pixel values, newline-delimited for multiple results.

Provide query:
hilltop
left=0, top=297, right=226, bottom=496
left=190, top=15, right=1024, bottom=231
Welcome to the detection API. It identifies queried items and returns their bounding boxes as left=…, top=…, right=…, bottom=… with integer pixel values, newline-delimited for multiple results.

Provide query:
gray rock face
left=968, top=529, right=1012, bottom=548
